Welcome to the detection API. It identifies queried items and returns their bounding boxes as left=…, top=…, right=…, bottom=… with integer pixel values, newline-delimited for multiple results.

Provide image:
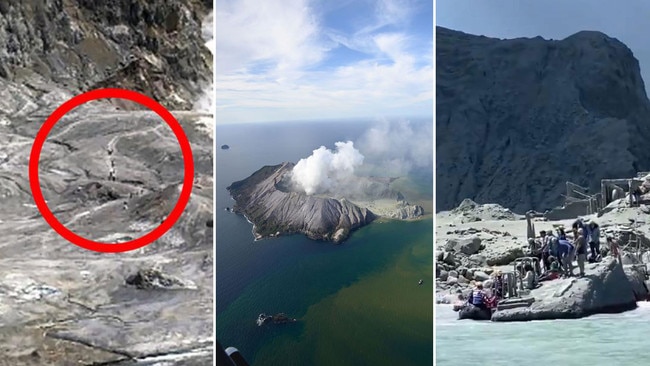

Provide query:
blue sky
left=215, top=0, right=433, bottom=124
left=437, top=0, right=650, bottom=95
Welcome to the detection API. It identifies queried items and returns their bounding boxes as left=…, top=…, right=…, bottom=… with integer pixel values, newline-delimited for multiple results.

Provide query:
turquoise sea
left=215, top=120, right=433, bottom=366
left=436, top=303, right=650, bottom=365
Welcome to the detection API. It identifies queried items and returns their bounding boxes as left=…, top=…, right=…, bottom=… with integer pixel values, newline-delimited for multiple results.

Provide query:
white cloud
left=215, top=0, right=432, bottom=124
left=215, top=0, right=326, bottom=76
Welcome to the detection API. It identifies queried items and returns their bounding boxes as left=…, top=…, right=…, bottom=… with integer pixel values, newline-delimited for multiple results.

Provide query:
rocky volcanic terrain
left=0, top=1, right=213, bottom=365
left=0, top=0, right=212, bottom=111
left=436, top=199, right=650, bottom=321
left=227, top=162, right=424, bottom=243
left=437, top=26, right=650, bottom=213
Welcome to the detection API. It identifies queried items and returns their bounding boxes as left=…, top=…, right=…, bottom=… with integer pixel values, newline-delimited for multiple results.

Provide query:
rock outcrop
left=126, top=268, right=197, bottom=290
left=0, top=0, right=212, bottom=112
left=492, top=259, right=645, bottom=321
left=437, top=26, right=650, bottom=213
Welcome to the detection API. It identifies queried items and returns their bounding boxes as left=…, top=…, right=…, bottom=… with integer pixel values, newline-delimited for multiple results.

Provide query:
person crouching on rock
left=557, top=238, right=575, bottom=277
left=539, top=256, right=561, bottom=281
left=575, top=228, right=587, bottom=277
left=523, top=264, right=537, bottom=289
left=470, top=282, right=488, bottom=310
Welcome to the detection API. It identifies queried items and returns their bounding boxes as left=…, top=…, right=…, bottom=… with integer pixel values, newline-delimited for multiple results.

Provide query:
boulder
left=468, top=254, right=487, bottom=267
left=465, top=269, right=475, bottom=280
left=485, top=246, right=525, bottom=266
left=445, top=237, right=482, bottom=255
left=125, top=268, right=196, bottom=290
left=457, top=267, right=468, bottom=277
left=438, top=270, right=449, bottom=281
left=448, top=270, right=459, bottom=279
left=491, top=259, right=639, bottom=322
left=623, top=265, right=649, bottom=301
left=473, top=271, right=490, bottom=282
left=442, top=251, right=456, bottom=266
left=447, top=276, right=458, bottom=285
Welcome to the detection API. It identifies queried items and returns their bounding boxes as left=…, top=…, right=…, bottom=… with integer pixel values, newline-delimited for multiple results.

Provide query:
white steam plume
left=356, top=118, right=433, bottom=177
left=291, top=141, right=364, bottom=195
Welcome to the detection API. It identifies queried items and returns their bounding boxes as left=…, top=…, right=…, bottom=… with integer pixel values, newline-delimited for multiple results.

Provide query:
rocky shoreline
left=436, top=199, right=650, bottom=322
left=227, top=162, right=425, bottom=243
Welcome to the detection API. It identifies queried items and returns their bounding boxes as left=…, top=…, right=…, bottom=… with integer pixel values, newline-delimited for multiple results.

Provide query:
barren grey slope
left=437, top=26, right=650, bottom=213
left=0, top=109, right=213, bottom=366
left=227, top=162, right=376, bottom=243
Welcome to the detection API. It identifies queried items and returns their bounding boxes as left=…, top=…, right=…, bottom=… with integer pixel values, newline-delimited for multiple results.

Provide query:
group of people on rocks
left=460, top=218, right=625, bottom=317
left=529, top=218, right=623, bottom=281
left=526, top=218, right=603, bottom=278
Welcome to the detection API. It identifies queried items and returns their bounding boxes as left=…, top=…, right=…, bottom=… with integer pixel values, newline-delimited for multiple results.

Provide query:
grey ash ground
left=0, top=107, right=213, bottom=365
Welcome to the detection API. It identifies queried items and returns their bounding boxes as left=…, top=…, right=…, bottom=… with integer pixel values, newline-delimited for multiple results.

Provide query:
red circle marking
left=28, top=88, right=195, bottom=253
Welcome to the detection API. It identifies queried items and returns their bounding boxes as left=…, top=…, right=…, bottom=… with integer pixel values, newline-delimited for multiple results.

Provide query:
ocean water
left=436, top=303, right=650, bottom=365
left=216, top=120, right=433, bottom=366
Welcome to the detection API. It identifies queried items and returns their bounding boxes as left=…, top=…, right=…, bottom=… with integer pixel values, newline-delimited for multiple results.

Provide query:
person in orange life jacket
left=470, top=282, right=488, bottom=310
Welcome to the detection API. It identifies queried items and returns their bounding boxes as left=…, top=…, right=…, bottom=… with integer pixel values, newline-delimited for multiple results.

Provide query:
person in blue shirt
left=557, top=238, right=575, bottom=277
left=469, top=282, right=488, bottom=310
left=557, top=227, right=567, bottom=240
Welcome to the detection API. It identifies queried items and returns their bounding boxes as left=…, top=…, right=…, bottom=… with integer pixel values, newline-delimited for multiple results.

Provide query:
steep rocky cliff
left=437, top=26, right=650, bottom=213
left=0, top=0, right=212, bottom=111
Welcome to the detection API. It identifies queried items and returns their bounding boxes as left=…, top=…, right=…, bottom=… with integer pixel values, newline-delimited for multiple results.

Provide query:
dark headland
left=228, top=162, right=425, bottom=243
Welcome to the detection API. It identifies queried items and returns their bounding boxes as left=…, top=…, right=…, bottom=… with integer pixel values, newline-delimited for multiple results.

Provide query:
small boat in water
left=256, top=313, right=297, bottom=326
left=418, top=279, right=423, bottom=285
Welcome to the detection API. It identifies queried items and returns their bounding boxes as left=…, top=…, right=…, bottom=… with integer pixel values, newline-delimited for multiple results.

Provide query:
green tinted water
left=217, top=219, right=433, bottom=366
